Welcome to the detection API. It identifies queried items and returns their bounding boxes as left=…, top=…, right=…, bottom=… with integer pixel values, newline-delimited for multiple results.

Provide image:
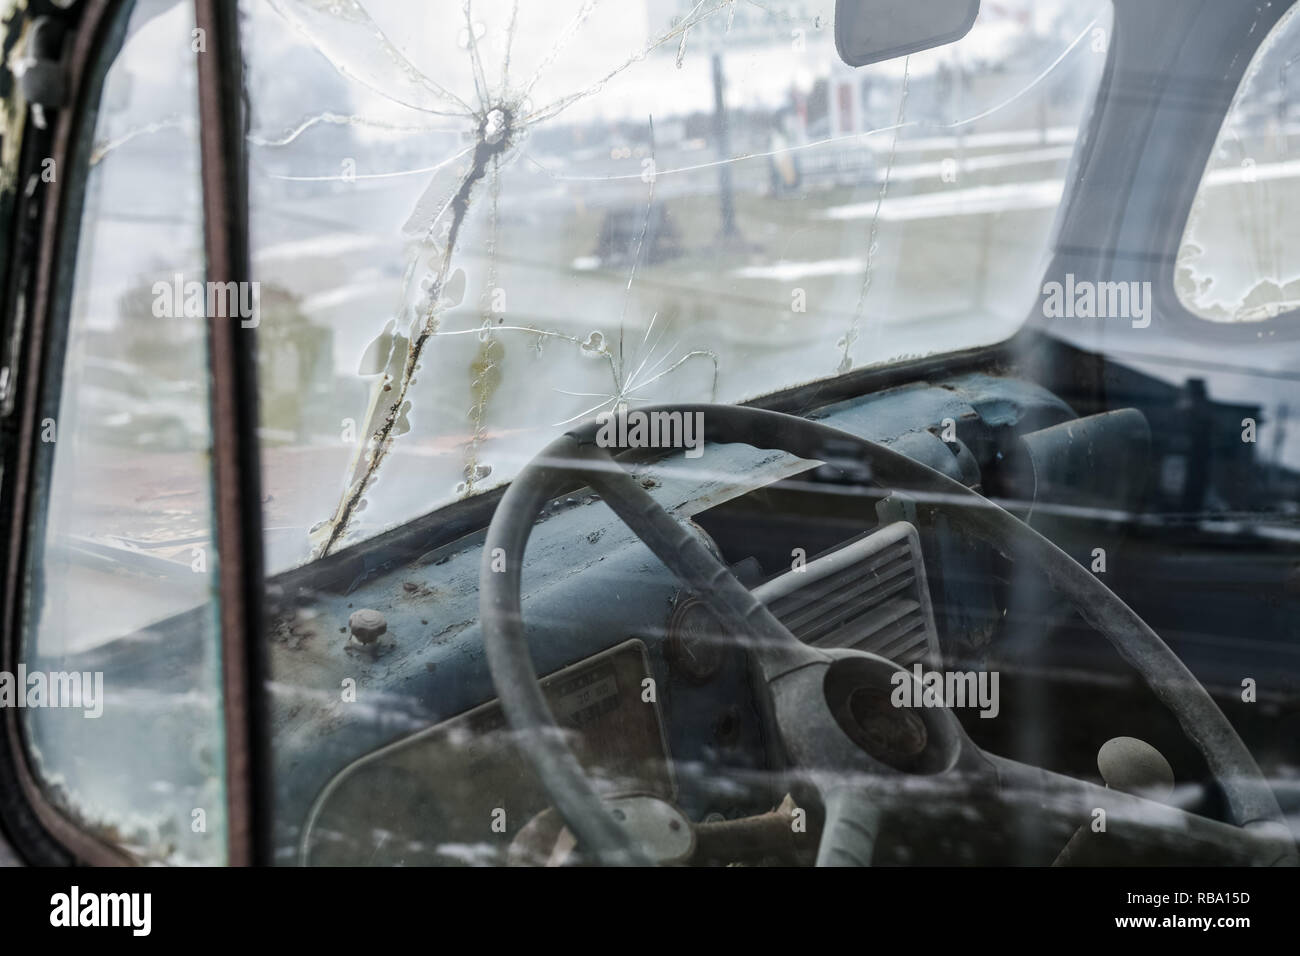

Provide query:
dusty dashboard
left=266, top=372, right=1078, bottom=864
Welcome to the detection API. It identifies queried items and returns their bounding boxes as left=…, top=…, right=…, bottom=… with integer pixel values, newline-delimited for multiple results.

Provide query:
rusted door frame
left=0, top=0, right=268, bottom=866
left=194, top=0, right=268, bottom=869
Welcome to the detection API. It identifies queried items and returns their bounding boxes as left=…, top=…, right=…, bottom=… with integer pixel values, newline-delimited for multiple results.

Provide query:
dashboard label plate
left=301, top=640, right=670, bottom=866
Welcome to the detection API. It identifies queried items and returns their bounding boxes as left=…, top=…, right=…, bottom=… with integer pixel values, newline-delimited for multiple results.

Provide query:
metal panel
left=754, top=521, right=940, bottom=666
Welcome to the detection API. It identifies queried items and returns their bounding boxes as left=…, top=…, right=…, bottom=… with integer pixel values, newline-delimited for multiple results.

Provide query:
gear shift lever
left=1052, top=736, right=1173, bottom=865
left=1096, top=735, right=1174, bottom=800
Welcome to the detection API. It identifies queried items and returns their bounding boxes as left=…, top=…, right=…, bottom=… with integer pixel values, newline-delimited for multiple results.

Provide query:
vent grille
left=753, top=521, right=939, bottom=666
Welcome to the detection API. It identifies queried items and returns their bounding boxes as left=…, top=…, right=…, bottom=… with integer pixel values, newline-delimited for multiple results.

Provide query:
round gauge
left=666, top=597, right=727, bottom=683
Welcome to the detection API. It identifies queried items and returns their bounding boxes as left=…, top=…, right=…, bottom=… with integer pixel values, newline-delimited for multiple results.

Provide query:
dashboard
left=266, top=371, right=1081, bottom=864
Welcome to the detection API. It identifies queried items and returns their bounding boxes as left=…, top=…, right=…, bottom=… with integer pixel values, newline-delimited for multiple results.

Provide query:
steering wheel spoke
left=812, top=781, right=886, bottom=867
left=564, top=439, right=820, bottom=681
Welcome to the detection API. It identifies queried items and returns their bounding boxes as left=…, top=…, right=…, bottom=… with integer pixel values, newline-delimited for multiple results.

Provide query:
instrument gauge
left=666, top=597, right=727, bottom=683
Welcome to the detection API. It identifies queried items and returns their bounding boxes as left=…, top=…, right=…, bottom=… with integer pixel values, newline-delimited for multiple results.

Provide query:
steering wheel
left=480, top=404, right=1295, bottom=866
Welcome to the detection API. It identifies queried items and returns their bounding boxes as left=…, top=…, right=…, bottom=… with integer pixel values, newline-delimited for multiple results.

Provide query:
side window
left=1177, top=5, right=1300, bottom=322
left=18, top=0, right=226, bottom=863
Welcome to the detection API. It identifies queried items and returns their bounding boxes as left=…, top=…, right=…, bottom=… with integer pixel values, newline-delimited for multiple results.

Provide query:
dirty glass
left=242, top=0, right=1112, bottom=567
left=19, top=0, right=226, bottom=863
left=1178, top=5, right=1300, bottom=322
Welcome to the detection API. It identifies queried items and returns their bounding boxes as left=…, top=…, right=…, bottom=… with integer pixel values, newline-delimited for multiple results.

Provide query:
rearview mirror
left=834, top=0, right=981, bottom=68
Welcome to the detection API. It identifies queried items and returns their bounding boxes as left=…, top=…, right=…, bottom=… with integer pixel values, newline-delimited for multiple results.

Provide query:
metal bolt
left=348, top=608, right=387, bottom=645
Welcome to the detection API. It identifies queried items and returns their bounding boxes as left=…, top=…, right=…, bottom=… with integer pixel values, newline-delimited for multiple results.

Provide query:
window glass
left=1177, top=5, right=1300, bottom=322
left=20, top=0, right=226, bottom=864
left=242, top=0, right=1112, bottom=567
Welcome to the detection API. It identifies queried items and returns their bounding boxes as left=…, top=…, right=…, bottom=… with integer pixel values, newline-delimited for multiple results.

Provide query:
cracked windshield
left=26, top=0, right=1113, bottom=734
left=243, top=0, right=1111, bottom=570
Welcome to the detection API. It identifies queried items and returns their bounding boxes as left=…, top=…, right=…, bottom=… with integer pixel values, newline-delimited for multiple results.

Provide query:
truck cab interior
left=0, top=0, right=1297, bottom=867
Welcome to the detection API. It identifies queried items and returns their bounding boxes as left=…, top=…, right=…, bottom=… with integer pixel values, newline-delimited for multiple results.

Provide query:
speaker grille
left=753, top=522, right=939, bottom=666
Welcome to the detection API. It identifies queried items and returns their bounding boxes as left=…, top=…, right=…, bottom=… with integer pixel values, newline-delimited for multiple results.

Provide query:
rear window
left=1177, top=4, right=1300, bottom=322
